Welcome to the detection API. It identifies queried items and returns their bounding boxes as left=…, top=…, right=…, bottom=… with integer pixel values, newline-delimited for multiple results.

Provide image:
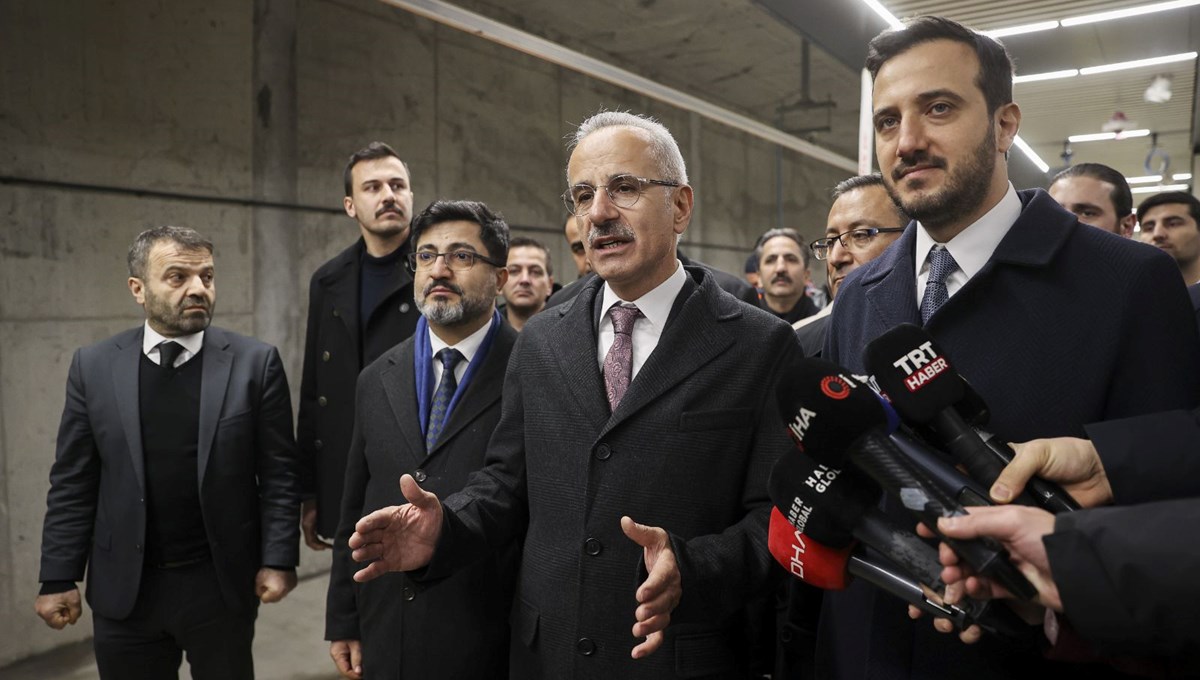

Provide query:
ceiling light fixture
left=1131, top=183, right=1190, bottom=194
left=1061, top=0, right=1200, bottom=27
left=1013, top=69, right=1079, bottom=84
left=1174, top=173, right=1193, bottom=180
left=1079, top=52, right=1198, bottom=75
left=1011, top=136, right=1049, bottom=173
left=1067, top=129, right=1151, bottom=143
left=860, top=0, right=903, bottom=29
left=1126, top=175, right=1165, bottom=183
left=983, top=21, right=1060, bottom=38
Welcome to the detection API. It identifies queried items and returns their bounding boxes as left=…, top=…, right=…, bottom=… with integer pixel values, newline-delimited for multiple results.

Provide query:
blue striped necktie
left=426, top=348, right=463, bottom=450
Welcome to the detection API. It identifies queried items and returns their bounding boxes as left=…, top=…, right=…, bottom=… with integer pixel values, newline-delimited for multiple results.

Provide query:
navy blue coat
left=822, top=189, right=1200, bottom=679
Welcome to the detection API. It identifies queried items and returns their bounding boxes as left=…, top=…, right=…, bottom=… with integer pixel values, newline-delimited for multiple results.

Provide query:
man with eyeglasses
left=297, top=142, right=421, bottom=555
left=346, top=111, right=798, bottom=679
left=795, top=173, right=908, bottom=357
left=325, top=199, right=519, bottom=680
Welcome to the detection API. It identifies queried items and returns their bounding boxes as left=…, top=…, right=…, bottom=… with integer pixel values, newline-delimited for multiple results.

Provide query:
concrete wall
left=0, top=0, right=854, bottom=666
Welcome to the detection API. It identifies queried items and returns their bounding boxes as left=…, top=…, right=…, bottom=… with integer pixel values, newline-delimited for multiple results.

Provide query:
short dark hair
left=344, top=141, right=410, bottom=197
left=127, top=226, right=214, bottom=279
left=410, top=200, right=510, bottom=264
left=1051, top=163, right=1133, bottom=218
left=832, top=172, right=911, bottom=225
left=508, top=236, right=553, bottom=277
left=866, top=15, right=1014, bottom=115
left=754, top=227, right=808, bottom=269
left=744, top=252, right=758, bottom=274
left=1136, top=191, right=1200, bottom=227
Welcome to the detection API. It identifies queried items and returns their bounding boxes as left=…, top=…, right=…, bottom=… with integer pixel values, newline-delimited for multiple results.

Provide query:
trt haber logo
left=891, top=341, right=949, bottom=392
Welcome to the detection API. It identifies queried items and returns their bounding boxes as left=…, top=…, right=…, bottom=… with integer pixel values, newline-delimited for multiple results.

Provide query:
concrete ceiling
left=413, top=0, right=1199, bottom=192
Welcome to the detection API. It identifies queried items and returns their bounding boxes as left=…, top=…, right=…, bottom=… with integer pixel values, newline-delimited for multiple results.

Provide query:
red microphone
left=768, top=506, right=854, bottom=589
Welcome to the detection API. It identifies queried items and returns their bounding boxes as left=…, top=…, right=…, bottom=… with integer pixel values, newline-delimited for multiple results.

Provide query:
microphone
left=863, top=324, right=1080, bottom=513
left=776, top=357, right=1038, bottom=601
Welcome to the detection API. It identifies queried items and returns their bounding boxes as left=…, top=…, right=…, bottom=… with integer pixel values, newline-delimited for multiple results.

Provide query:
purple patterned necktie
left=920, top=245, right=958, bottom=324
left=603, top=304, right=642, bottom=411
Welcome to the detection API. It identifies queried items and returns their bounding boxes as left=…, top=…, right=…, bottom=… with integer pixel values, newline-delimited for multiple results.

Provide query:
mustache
left=422, top=279, right=463, bottom=297
left=771, top=274, right=792, bottom=284
left=892, top=152, right=947, bottom=181
left=180, top=295, right=210, bottom=310
left=376, top=204, right=404, bottom=218
left=587, top=221, right=636, bottom=246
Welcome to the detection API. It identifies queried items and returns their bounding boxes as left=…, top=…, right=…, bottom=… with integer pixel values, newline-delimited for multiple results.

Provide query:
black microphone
left=776, top=357, right=1038, bottom=600
left=864, top=324, right=1080, bottom=513
left=887, top=426, right=995, bottom=508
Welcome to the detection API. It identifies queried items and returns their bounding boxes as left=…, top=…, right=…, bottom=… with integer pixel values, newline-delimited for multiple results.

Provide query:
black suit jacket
left=1190, top=282, right=1200, bottom=337
left=427, top=267, right=799, bottom=679
left=298, top=238, right=420, bottom=536
left=823, top=190, right=1200, bottom=679
left=39, top=326, right=300, bottom=619
left=326, top=321, right=519, bottom=679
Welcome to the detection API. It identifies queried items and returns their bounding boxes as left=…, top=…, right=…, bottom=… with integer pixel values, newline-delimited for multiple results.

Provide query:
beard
left=417, top=279, right=495, bottom=327
left=145, top=289, right=213, bottom=336
left=887, top=126, right=996, bottom=231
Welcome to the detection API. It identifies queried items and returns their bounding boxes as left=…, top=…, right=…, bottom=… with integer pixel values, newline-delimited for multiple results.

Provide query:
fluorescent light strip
left=1132, top=183, right=1190, bottom=194
left=861, top=0, right=903, bottom=29
left=1067, top=129, right=1151, bottom=143
left=1079, top=52, right=1197, bottom=75
left=1173, top=173, right=1193, bottom=180
left=1126, top=175, right=1164, bottom=184
left=983, top=20, right=1060, bottom=38
left=1011, top=135, right=1049, bottom=173
left=1013, top=69, right=1079, bottom=84
left=1061, top=0, right=1200, bottom=27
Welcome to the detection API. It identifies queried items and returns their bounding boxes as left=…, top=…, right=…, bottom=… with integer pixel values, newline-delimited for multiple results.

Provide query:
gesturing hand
left=349, top=474, right=444, bottom=583
left=621, top=516, right=682, bottom=660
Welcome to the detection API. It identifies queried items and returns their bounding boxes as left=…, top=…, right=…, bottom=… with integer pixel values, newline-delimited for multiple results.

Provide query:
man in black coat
left=325, top=200, right=519, bottom=679
left=298, top=142, right=421, bottom=550
left=347, top=111, right=798, bottom=679
left=36, top=226, right=300, bottom=680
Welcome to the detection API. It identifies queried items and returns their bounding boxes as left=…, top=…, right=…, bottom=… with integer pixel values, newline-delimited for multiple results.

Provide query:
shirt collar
left=428, top=315, right=493, bottom=365
left=142, top=321, right=204, bottom=357
left=915, top=183, right=1021, bottom=277
left=599, top=259, right=687, bottom=330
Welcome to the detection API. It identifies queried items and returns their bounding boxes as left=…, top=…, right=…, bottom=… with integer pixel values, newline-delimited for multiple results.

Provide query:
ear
left=495, top=266, right=509, bottom=291
left=128, top=277, right=146, bottom=305
left=994, top=102, right=1021, bottom=154
left=672, top=185, right=694, bottom=236
left=1119, top=214, right=1137, bottom=238
left=343, top=195, right=356, bottom=219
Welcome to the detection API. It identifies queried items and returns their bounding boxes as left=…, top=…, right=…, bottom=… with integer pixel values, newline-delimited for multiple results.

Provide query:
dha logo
left=787, top=407, right=818, bottom=446
left=787, top=528, right=807, bottom=578
left=891, top=341, right=949, bottom=392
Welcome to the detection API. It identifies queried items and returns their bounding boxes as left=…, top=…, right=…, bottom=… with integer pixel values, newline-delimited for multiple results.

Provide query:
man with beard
left=822, top=15, right=1200, bottom=680
left=1137, top=191, right=1200, bottom=286
left=754, top=228, right=818, bottom=323
left=325, top=200, right=519, bottom=679
left=297, top=142, right=421, bottom=553
left=346, top=111, right=798, bottom=679
left=36, top=226, right=300, bottom=680
left=501, top=236, right=555, bottom=331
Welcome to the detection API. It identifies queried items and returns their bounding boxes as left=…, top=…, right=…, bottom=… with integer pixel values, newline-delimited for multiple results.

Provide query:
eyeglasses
left=406, top=249, right=504, bottom=272
left=809, top=227, right=906, bottom=261
left=562, top=174, right=681, bottom=216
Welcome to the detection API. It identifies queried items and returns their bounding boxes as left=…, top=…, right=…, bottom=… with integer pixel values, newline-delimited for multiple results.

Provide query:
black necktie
left=158, top=341, right=183, bottom=369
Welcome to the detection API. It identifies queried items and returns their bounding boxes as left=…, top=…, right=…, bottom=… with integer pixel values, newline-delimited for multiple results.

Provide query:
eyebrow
left=417, top=242, right=479, bottom=252
left=874, top=88, right=967, bottom=117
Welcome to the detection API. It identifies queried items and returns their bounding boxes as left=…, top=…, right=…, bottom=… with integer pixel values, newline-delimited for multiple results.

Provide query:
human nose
left=586, top=185, right=620, bottom=224
left=895, top=117, right=927, bottom=159
left=428, top=253, right=454, bottom=277
left=828, top=238, right=853, bottom=267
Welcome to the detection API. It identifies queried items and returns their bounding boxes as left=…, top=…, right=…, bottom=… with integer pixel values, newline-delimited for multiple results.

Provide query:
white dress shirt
left=429, top=317, right=493, bottom=386
left=915, top=183, right=1021, bottom=303
left=597, top=260, right=687, bottom=381
left=142, top=322, right=204, bottom=367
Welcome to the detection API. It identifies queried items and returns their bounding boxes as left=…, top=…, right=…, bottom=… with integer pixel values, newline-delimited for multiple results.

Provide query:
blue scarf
left=415, top=309, right=502, bottom=440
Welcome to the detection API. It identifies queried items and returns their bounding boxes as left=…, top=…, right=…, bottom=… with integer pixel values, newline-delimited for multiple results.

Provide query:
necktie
left=603, top=304, right=642, bottom=411
left=158, top=341, right=183, bottom=369
left=426, top=348, right=463, bottom=450
left=920, top=245, right=958, bottom=324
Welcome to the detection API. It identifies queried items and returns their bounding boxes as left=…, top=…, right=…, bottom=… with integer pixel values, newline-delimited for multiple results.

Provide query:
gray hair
left=568, top=111, right=689, bottom=186
left=127, top=226, right=214, bottom=279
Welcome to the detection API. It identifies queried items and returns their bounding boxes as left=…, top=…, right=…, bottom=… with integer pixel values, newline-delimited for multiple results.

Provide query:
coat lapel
left=197, top=328, right=233, bottom=485
left=423, top=324, right=516, bottom=461
left=548, top=279, right=613, bottom=434
left=113, top=328, right=147, bottom=492
left=862, top=223, right=922, bottom=329
left=321, top=245, right=361, bottom=358
left=380, top=341, right=427, bottom=464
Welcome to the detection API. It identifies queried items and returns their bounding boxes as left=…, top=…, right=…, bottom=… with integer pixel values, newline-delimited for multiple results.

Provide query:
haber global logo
left=820, top=375, right=853, bottom=400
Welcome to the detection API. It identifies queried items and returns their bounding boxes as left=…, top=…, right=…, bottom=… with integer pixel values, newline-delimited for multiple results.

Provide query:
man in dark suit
left=36, top=226, right=300, bottom=680
left=298, top=141, right=421, bottom=551
left=347, top=111, right=798, bottom=679
left=325, top=200, right=519, bottom=679
left=822, top=16, right=1200, bottom=680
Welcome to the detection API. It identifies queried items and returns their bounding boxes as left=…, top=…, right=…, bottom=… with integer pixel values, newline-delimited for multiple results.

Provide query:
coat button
left=595, top=444, right=611, bottom=460
left=399, top=303, right=411, bottom=313
left=413, top=469, right=427, bottom=483
left=332, top=308, right=340, bottom=318
left=402, top=586, right=415, bottom=601
left=322, top=351, right=331, bottom=362
left=314, top=439, right=323, bottom=451
left=584, top=538, right=602, bottom=556
left=576, top=637, right=595, bottom=656
left=318, top=396, right=327, bottom=407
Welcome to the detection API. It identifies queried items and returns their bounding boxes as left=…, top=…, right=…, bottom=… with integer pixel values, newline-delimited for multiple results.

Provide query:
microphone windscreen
left=863, top=323, right=964, bottom=423
left=768, top=507, right=853, bottom=590
left=775, top=355, right=892, bottom=465
left=768, top=448, right=881, bottom=548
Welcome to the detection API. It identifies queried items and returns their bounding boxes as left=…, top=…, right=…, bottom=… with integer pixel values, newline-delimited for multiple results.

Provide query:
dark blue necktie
left=426, top=348, right=463, bottom=450
left=920, top=245, right=958, bottom=324
left=158, top=341, right=183, bottom=369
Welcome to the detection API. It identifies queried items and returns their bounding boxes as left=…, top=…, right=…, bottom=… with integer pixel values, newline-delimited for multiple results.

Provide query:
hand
left=34, top=589, right=82, bottom=630
left=302, top=499, right=332, bottom=551
left=621, top=516, right=682, bottom=660
left=256, top=567, right=298, bottom=604
left=936, top=506, right=1062, bottom=612
left=349, top=474, right=443, bottom=583
left=906, top=584, right=984, bottom=644
left=329, top=639, right=363, bottom=679
left=992, top=438, right=1111, bottom=508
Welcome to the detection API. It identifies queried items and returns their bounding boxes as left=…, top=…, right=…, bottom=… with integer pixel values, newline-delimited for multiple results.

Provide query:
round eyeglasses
left=809, top=227, right=906, bottom=261
left=562, top=174, right=680, bottom=216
